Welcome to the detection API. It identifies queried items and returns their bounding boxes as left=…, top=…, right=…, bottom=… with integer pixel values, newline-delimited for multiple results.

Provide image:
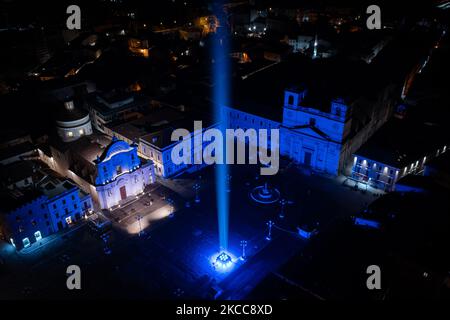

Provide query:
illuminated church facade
left=226, top=85, right=393, bottom=176
left=279, top=88, right=351, bottom=175
left=41, top=129, right=155, bottom=211
left=95, top=137, right=154, bottom=209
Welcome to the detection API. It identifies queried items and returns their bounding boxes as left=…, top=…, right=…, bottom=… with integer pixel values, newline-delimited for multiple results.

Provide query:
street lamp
left=279, top=199, right=287, bottom=219
left=240, top=240, right=247, bottom=260
left=278, top=198, right=293, bottom=219
left=193, top=183, right=200, bottom=203
left=266, top=220, right=275, bottom=241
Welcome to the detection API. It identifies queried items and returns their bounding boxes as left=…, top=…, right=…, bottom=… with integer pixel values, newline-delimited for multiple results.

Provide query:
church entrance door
left=120, top=186, right=127, bottom=200
left=304, top=151, right=312, bottom=167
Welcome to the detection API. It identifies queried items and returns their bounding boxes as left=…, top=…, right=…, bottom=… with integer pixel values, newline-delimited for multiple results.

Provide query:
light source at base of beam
left=216, top=252, right=232, bottom=269
left=210, top=251, right=237, bottom=273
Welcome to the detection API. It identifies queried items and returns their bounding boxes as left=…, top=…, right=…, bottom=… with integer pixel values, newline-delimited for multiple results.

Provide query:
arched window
left=288, top=95, right=294, bottom=106
left=335, top=107, right=341, bottom=117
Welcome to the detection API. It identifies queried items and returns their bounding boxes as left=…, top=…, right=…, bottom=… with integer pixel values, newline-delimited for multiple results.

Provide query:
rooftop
left=355, top=119, right=447, bottom=169
left=229, top=30, right=432, bottom=123
left=37, top=176, right=77, bottom=199
left=0, top=160, right=36, bottom=186
left=0, top=188, right=44, bottom=212
left=230, top=54, right=383, bottom=122
left=50, top=133, right=111, bottom=164
left=140, top=116, right=216, bottom=150
left=55, top=99, right=89, bottom=123
left=108, top=106, right=185, bottom=142
left=88, top=91, right=150, bottom=116
left=0, top=141, right=36, bottom=163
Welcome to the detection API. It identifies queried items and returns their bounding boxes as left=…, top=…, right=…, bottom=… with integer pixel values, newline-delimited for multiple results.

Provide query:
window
left=335, top=107, right=341, bottom=117
left=34, top=231, right=42, bottom=241
left=79, top=129, right=84, bottom=135
left=22, top=237, right=31, bottom=248
left=53, top=204, right=57, bottom=209
left=67, top=131, right=74, bottom=137
left=116, top=165, right=122, bottom=175
left=62, top=199, right=66, bottom=205
left=309, top=118, right=316, bottom=126
left=65, top=208, right=69, bottom=214
left=288, top=95, right=294, bottom=105
left=74, top=204, right=78, bottom=209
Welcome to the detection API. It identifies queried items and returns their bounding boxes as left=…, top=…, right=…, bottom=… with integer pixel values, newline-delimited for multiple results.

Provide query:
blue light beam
left=212, top=2, right=230, bottom=251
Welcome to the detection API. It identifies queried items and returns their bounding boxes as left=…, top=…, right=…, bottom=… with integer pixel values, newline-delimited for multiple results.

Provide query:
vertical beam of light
left=212, top=2, right=230, bottom=251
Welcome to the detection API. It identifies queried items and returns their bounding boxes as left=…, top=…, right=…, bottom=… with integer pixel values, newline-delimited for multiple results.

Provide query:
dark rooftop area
left=0, top=187, right=44, bottom=212
left=355, top=118, right=448, bottom=169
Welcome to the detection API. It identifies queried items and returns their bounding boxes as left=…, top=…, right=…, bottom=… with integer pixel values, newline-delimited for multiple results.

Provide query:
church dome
left=56, top=100, right=93, bottom=143
left=96, top=137, right=134, bottom=163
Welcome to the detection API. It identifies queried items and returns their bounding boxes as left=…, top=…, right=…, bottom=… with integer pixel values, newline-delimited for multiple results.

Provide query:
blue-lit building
left=95, top=137, right=154, bottom=209
left=0, top=169, right=93, bottom=251
left=0, top=190, right=49, bottom=250
left=279, top=87, right=351, bottom=175
left=351, top=119, right=448, bottom=191
left=39, top=176, right=93, bottom=232
left=226, top=84, right=392, bottom=175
